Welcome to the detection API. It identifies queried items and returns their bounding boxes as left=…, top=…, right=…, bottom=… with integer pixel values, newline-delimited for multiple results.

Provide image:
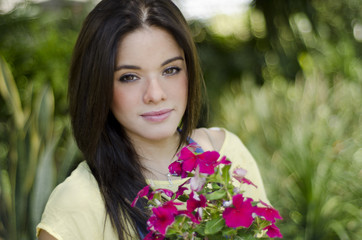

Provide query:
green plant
left=0, top=56, right=79, bottom=240
left=213, top=73, right=362, bottom=239
left=132, top=146, right=282, bottom=239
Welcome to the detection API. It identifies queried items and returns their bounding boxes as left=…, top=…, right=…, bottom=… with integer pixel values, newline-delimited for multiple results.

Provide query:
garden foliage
left=0, top=0, right=361, bottom=239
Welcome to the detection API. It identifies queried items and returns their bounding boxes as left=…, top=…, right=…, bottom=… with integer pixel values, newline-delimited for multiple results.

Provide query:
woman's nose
left=143, top=77, right=167, bottom=104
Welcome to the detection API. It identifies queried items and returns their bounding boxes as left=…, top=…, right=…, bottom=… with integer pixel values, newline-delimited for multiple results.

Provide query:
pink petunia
left=179, top=148, right=221, bottom=175
left=186, top=192, right=207, bottom=213
left=179, top=147, right=199, bottom=172
left=255, top=201, right=283, bottom=223
left=153, top=188, right=174, bottom=198
left=196, top=151, right=220, bottom=175
left=233, top=168, right=247, bottom=182
left=190, top=166, right=206, bottom=192
left=217, top=156, right=232, bottom=166
left=131, top=185, right=151, bottom=207
left=241, top=178, right=258, bottom=188
left=168, top=160, right=188, bottom=178
left=177, top=210, right=200, bottom=224
left=264, top=223, right=283, bottom=238
left=132, top=186, right=176, bottom=208
left=233, top=168, right=257, bottom=188
left=147, top=202, right=178, bottom=235
left=174, top=179, right=190, bottom=198
left=144, top=231, right=165, bottom=240
left=222, top=194, right=256, bottom=228
left=177, top=146, right=231, bottom=176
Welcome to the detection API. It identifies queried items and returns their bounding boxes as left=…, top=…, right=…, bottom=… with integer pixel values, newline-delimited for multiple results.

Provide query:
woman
left=37, top=0, right=269, bottom=239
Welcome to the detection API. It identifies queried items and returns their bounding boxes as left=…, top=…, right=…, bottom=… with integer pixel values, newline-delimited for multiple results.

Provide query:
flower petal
left=190, top=166, right=206, bottom=191
left=264, top=223, right=283, bottom=238
left=131, top=185, right=150, bottom=207
left=144, top=231, right=165, bottom=240
left=255, top=206, right=283, bottom=222
left=222, top=194, right=255, bottom=228
left=179, top=147, right=195, bottom=161
left=217, top=156, right=232, bottom=166
left=197, top=151, right=220, bottom=174
left=154, top=188, right=174, bottom=198
left=241, top=177, right=258, bottom=188
left=187, top=192, right=207, bottom=212
left=177, top=210, right=200, bottom=224
left=148, top=205, right=177, bottom=235
left=168, top=161, right=182, bottom=176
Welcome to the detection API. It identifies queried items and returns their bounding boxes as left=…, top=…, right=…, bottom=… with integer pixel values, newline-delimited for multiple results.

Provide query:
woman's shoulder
left=191, top=127, right=230, bottom=152
left=45, top=161, right=103, bottom=210
left=37, top=162, right=113, bottom=239
left=191, top=127, right=246, bottom=154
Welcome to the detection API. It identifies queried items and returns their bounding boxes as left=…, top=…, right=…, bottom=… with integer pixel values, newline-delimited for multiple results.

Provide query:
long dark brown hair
left=68, top=0, right=204, bottom=238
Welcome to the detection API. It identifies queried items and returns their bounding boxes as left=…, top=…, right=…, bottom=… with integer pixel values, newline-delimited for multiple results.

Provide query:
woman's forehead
left=115, top=26, right=184, bottom=67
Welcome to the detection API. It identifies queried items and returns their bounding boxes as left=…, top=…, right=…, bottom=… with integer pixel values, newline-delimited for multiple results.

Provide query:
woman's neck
left=133, top=131, right=181, bottom=165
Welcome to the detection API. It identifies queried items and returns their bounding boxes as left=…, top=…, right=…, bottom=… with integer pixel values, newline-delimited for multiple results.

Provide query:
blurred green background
left=0, top=0, right=361, bottom=239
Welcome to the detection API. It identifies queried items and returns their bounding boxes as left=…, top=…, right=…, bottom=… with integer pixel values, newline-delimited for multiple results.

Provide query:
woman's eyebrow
left=115, top=56, right=184, bottom=71
left=161, top=56, right=184, bottom=66
left=115, top=64, right=140, bottom=71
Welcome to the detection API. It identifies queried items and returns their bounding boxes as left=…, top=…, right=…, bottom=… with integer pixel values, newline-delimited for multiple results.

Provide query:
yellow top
left=36, top=129, right=269, bottom=240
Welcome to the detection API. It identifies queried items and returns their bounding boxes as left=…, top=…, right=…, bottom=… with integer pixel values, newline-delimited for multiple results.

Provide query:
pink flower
left=222, top=194, right=255, bottom=228
left=179, top=147, right=222, bottom=175
left=186, top=192, right=207, bottom=213
left=144, top=231, right=165, bottom=240
left=177, top=210, right=200, bottom=224
left=255, top=201, right=283, bottom=223
left=147, top=202, right=178, bottom=235
left=217, top=156, right=232, bottom=166
left=131, top=185, right=151, bottom=207
left=241, top=178, right=258, bottom=188
left=233, top=168, right=257, bottom=188
left=153, top=188, right=174, bottom=198
left=132, top=186, right=177, bottom=208
left=196, top=151, right=221, bottom=175
left=179, top=147, right=199, bottom=172
left=264, top=223, right=283, bottom=238
left=190, top=166, right=206, bottom=191
left=174, top=179, right=189, bottom=198
left=233, top=168, right=247, bottom=182
left=168, top=160, right=188, bottom=178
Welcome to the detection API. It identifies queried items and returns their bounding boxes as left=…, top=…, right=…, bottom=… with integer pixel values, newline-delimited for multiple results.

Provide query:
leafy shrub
left=0, top=56, right=79, bottom=240
left=214, top=72, right=362, bottom=239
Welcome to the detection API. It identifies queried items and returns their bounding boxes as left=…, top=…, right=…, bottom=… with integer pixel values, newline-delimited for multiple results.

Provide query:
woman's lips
left=141, top=109, right=173, bottom=122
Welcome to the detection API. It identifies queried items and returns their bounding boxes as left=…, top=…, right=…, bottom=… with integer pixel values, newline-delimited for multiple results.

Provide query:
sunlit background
left=2, top=0, right=252, bottom=18
left=0, top=0, right=361, bottom=239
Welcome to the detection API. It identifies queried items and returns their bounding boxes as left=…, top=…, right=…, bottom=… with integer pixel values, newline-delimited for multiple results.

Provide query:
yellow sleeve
left=219, top=129, right=270, bottom=205
left=36, top=162, right=125, bottom=240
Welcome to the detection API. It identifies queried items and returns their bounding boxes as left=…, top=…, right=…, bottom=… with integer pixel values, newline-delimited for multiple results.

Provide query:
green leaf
left=205, top=233, right=225, bottom=240
left=0, top=170, right=12, bottom=213
left=204, top=216, right=225, bottom=235
left=221, top=164, right=231, bottom=183
left=30, top=136, right=59, bottom=230
left=210, top=182, right=221, bottom=190
left=35, top=85, right=54, bottom=141
left=257, top=217, right=272, bottom=230
left=177, top=194, right=189, bottom=202
left=0, top=55, right=25, bottom=128
left=222, top=227, right=238, bottom=237
left=194, top=223, right=206, bottom=235
left=165, top=226, right=178, bottom=235
left=206, top=189, right=226, bottom=201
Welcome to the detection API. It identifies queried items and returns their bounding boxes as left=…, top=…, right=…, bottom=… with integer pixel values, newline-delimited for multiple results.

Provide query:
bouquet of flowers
left=132, top=143, right=283, bottom=239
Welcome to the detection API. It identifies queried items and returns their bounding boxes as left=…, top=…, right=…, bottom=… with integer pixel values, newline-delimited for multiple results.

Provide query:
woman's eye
left=163, top=67, right=181, bottom=76
left=119, top=74, right=138, bottom=82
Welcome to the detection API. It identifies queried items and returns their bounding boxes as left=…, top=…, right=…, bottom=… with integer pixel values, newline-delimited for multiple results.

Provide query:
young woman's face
left=111, top=26, right=188, bottom=143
